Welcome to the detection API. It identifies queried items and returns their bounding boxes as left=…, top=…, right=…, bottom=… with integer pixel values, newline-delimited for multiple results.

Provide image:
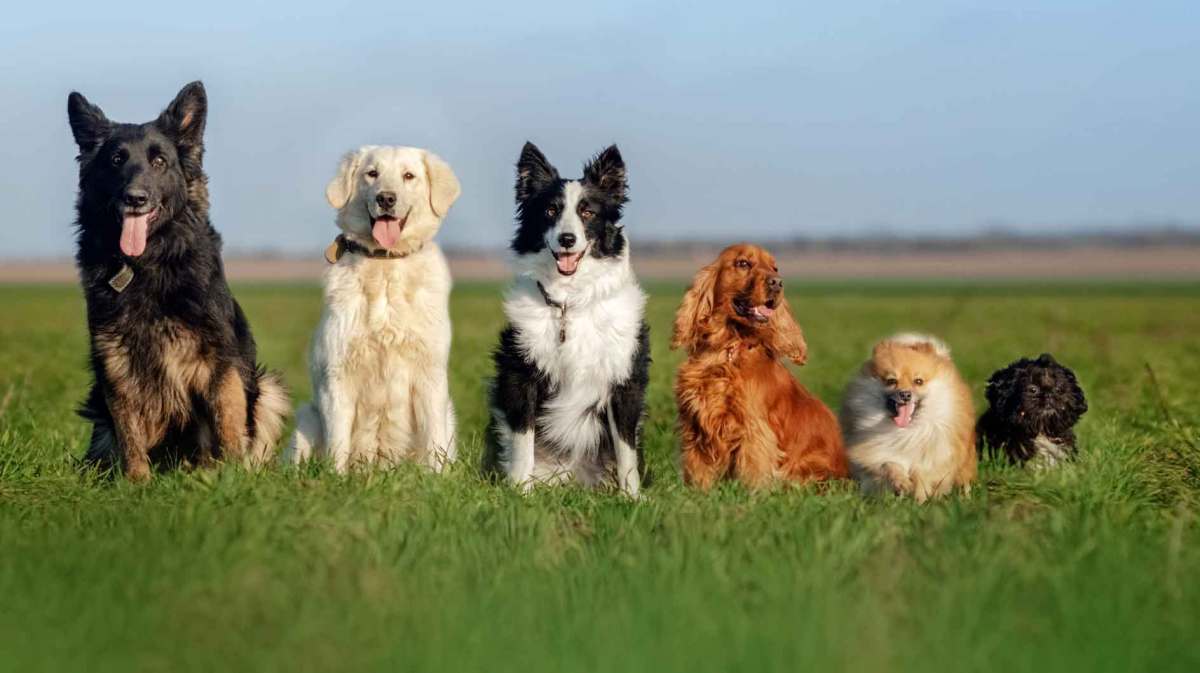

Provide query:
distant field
left=1, top=281, right=1198, bottom=673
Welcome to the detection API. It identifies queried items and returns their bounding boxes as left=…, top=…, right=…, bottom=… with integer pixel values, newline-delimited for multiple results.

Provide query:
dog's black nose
left=376, top=191, right=397, bottom=210
left=768, top=276, right=783, bottom=291
left=895, top=390, right=912, bottom=403
left=558, top=232, right=577, bottom=250
left=123, top=190, right=149, bottom=209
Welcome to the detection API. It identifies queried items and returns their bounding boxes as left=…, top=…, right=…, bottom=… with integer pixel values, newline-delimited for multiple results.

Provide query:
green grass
left=1, top=280, right=1198, bottom=673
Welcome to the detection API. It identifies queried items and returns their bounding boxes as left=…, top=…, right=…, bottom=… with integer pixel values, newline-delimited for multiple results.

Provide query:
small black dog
left=68, top=81, right=289, bottom=480
left=977, top=353, right=1087, bottom=466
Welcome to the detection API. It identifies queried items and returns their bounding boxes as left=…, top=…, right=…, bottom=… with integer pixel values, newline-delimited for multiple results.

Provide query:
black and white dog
left=482, top=142, right=650, bottom=496
left=977, top=353, right=1087, bottom=467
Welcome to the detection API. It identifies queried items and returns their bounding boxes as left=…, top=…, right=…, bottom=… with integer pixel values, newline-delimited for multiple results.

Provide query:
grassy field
left=1, top=280, right=1198, bottom=672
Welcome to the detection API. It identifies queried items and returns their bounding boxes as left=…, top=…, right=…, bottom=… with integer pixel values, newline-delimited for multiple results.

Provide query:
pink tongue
left=372, top=218, right=402, bottom=249
left=756, top=305, right=775, bottom=318
left=893, top=400, right=916, bottom=428
left=120, top=213, right=151, bottom=257
left=557, top=252, right=582, bottom=274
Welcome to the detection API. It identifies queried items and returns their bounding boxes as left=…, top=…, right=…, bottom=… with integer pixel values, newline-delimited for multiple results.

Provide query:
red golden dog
left=671, top=244, right=847, bottom=489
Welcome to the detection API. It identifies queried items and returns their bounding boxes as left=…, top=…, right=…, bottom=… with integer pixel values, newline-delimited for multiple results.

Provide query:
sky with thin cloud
left=3, top=0, right=1198, bottom=258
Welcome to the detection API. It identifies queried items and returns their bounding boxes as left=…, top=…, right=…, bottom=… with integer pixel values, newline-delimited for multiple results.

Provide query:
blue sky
left=2, top=0, right=1198, bottom=257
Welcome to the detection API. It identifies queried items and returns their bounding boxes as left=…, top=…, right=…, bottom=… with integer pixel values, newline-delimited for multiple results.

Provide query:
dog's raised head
left=985, top=353, right=1087, bottom=437
left=671, top=243, right=807, bottom=364
left=511, top=142, right=629, bottom=285
left=326, top=146, right=460, bottom=255
left=68, top=81, right=208, bottom=258
left=865, top=333, right=955, bottom=429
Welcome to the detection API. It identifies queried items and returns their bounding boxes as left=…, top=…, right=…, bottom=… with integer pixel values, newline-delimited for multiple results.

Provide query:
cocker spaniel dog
left=671, top=243, right=847, bottom=489
left=977, top=353, right=1087, bottom=467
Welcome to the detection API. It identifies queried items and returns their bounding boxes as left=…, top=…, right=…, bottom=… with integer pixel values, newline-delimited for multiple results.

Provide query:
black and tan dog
left=68, top=81, right=289, bottom=480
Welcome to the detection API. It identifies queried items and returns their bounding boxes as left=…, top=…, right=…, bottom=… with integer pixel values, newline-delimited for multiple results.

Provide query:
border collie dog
left=482, top=142, right=650, bottom=496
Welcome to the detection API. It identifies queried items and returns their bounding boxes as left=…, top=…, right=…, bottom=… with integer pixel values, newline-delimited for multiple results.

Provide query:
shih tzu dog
left=977, top=353, right=1087, bottom=467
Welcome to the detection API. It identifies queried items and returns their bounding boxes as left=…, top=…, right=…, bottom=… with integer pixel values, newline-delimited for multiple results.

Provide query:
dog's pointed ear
left=326, top=149, right=364, bottom=209
left=156, top=81, right=207, bottom=161
left=583, top=144, right=627, bottom=202
left=768, top=295, right=808, bottom=365
left=423, top=151, right=461, bottom=217
left=515, top=142, right=558, bottom=202
left=671, top=259, right=720, bottom=353
left=67, top=92, right=112, bottom=157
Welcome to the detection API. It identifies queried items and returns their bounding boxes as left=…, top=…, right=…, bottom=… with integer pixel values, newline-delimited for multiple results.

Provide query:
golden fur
left=841, top=334, right=976, bottom=501
left=672, top=244, right=848, bottom=489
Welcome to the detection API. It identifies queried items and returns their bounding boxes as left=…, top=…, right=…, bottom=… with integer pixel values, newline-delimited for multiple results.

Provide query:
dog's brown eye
left=735, top=259, right=751, bottom=270
left=151, top=156, right=166, bottom=169
left=546, top=206, right=558, bottom=218
left=885, top=377, right=898, bottom=386
left=365, top=169, right=379, bottom=179
left=403, top=172, right=415, bottom=181
left=580, top=209, right=594, bottom=220
left=110, top=153, right=125, bottom=166
left=915, top=377, right=925, bottom=386
left=1027, top=385, right=1039, bottom=394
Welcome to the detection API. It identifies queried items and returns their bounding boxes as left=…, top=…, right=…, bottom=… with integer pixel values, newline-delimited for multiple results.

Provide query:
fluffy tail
left=246, top=368, right=290, bottom=468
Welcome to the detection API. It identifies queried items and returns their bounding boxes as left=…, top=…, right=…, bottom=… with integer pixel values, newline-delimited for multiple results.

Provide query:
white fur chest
left=313, top=245, right=451, bottom=376
left=503, top=275, right=646, bottom=453
left=845, top=378, right=962, bottom=475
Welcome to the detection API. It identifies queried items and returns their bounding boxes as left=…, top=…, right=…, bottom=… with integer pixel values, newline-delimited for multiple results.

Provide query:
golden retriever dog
left=285, top=146, right=461, bottom=472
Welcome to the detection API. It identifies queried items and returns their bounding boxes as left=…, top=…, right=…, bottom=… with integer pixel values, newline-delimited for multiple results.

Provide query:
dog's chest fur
left=504, top=277, right=645, bottom=452
left=319, top=246, right=450, bottom=372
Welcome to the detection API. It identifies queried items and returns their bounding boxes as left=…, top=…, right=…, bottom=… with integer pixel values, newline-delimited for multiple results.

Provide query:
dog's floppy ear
left=583, top=144, right=628, bottom=203
left=768, top=295, right=808, bottom=365
left=515, top=142, right=558, bottom=202
left=671, top=259, right=720, bottom=353
left=156, top=81, right=207, bottom=164
left=67, top=91, right=112, bottom=157
left=985, top=362, right=1019, bottom=409
left=1062, top=364, right=1088, bottom=418
left=326, top=149, right=364, bottom=209
left=423, top=151, right=461, bottom=217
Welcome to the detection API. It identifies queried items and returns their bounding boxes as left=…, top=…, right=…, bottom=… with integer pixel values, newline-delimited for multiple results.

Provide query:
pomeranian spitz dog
left=841, top=333, right=976, bottom=501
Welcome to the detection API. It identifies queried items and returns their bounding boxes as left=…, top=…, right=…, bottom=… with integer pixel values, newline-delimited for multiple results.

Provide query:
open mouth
left=887, top=397, right=918, bottom=428
left=119, top=207, right=159, bottom=258
left=371, top=213, right=408, bottom=249
left=734, top=297, right=777, bottom=323
left=552, top=247, right=588, bottom=276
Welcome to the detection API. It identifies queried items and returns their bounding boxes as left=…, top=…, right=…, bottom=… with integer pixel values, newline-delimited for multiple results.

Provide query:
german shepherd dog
left=67, top=81, right=289, bottom=480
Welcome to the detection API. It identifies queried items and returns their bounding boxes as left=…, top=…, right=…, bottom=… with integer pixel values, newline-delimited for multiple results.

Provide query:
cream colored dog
left=286, top=146, right=461, bottom=472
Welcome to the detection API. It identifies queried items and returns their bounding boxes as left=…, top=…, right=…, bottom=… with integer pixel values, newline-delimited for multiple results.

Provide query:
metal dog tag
left=108, top=264, right=135, bottom=293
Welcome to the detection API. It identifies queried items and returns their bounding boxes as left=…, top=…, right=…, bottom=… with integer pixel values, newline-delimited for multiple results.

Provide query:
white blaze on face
left=546, top=181, right=588, bottom=275
left=548, top=181, right=585, bottom=253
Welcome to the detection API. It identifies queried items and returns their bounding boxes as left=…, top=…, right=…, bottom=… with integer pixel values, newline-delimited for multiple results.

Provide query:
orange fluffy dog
left=671, top=244, right=848, bottom=489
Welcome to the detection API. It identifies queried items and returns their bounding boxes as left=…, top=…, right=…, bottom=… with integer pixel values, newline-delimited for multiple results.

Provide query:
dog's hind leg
left=212, top=367, right=249, bottom=462
left=285, top=402, right=323, bottom=465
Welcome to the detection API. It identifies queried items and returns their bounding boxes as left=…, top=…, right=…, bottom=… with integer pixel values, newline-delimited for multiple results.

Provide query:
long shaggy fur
left=68, top=81, right=289, bottom=479
left=671, top=243, right=847, bottom=489
left=284, top=146, right=461, bottom=472
left=482, top=142, right=649, bottom=496
left=977, top=353, right=1087, bottom=466
left=841, top=333, right=976, bottom=501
